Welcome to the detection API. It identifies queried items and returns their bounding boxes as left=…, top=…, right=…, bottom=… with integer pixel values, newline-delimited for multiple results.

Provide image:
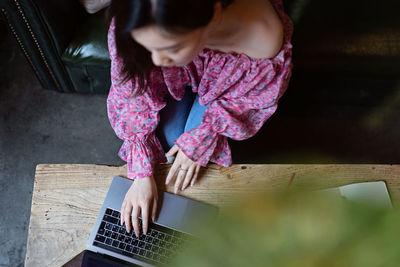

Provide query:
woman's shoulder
left=237, top=0, right=284, bottom=59
left=205, top=0, right=287, bottom=60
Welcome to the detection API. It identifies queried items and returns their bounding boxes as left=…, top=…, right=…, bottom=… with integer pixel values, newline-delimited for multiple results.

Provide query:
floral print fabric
left=107, top=0, right=293, bottom=179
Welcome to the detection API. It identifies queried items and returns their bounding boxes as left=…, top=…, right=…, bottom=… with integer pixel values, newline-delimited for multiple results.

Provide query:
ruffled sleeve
left=107, top=19, right=168, bottom=179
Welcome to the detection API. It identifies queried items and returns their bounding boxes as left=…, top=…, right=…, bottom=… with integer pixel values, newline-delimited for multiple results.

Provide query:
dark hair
left=108, top=0, right=234, bottom=96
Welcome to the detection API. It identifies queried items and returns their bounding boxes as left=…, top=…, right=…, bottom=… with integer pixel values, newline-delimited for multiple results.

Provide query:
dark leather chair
left=1, top=0, right=108, bottom=93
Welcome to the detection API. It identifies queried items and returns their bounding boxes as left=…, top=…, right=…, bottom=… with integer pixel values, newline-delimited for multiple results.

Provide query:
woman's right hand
left=120, top=175, right=158, bottom=237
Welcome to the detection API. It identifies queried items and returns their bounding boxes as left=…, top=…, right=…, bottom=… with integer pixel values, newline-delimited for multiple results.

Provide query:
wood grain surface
left=25, top=164, right=400, bottom=266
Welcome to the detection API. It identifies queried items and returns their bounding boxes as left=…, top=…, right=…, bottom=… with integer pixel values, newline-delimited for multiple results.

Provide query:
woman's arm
left=175, top=48, right=293, bottom=168
left=107, top=19, right=168, bottom=235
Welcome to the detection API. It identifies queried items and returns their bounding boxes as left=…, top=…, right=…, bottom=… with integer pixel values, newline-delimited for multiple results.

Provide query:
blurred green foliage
left=170, top=191, right=400, bottom=267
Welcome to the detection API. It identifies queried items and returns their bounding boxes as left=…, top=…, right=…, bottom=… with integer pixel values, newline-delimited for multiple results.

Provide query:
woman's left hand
left=165, top=145, right=201, bottom=194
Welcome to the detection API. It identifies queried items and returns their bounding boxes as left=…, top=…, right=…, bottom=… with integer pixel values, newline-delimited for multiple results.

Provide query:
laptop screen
left=63, top=250, right=141, bottom=267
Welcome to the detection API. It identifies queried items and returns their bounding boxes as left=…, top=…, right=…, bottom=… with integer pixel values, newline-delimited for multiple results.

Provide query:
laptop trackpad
left=156, top=192, right=188, bottom=230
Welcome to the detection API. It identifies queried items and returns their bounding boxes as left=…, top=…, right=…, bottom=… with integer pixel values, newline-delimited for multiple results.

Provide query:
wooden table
left=25, top=164, right=400, bottom=266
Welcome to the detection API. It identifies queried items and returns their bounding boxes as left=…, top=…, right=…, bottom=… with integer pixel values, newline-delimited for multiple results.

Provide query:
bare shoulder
left=237, top=0, right=284, bottom=59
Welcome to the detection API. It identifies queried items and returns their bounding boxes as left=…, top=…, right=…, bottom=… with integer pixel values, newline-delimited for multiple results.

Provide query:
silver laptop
left=64, top=176, right=218, bottom=266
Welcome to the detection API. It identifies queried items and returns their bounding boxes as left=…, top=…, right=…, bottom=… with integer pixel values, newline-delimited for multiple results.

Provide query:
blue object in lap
left=156, top=86, right=210, bottom=152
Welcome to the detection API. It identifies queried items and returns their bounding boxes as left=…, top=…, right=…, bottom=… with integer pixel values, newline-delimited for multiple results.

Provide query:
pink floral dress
left=107, top=0, right=293, bottom=179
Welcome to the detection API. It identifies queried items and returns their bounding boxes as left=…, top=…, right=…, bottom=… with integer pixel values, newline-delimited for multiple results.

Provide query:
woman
left=107, top=0, right=293, bottom=237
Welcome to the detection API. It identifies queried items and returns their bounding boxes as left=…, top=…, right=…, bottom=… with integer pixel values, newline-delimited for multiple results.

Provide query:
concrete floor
left=1, top=16, right=400, bottom=266
left=0, top=21, right=124, bottom=267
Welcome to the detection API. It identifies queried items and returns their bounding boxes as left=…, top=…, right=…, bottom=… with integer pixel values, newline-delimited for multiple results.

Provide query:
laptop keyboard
left=92, top=208, right=191, bottom=265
